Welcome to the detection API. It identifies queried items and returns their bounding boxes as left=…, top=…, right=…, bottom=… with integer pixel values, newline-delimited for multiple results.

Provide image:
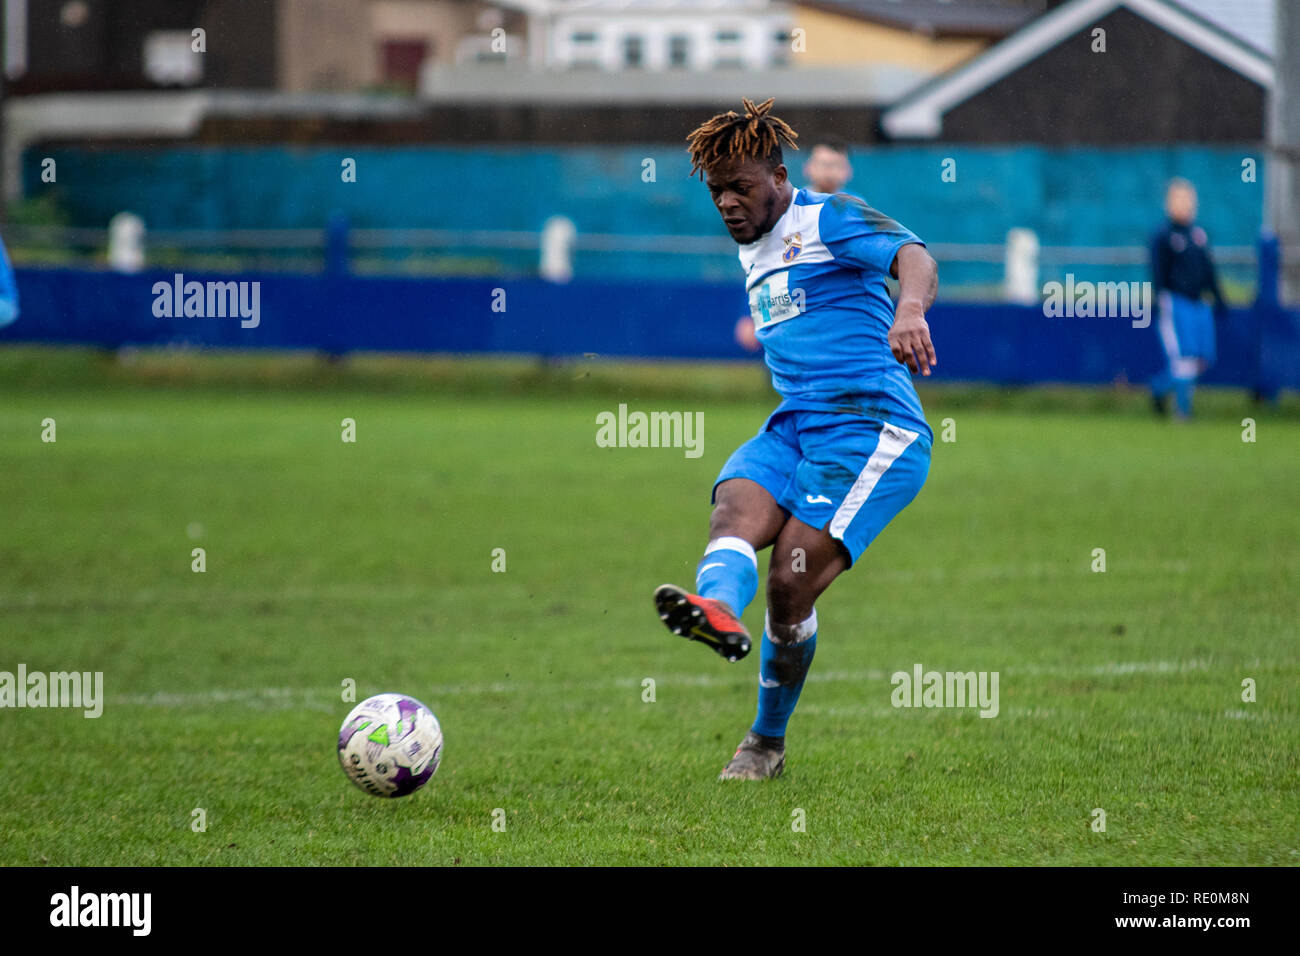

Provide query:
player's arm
left=734, top=315, right=759, bottom=351
left=890, top=243, right=938, bottom=376
left=1203, top=241, right=1228, bottom=316
left=1150, top=229, right=1170, bottom=293
left=819, top=197, right=937, bottom=376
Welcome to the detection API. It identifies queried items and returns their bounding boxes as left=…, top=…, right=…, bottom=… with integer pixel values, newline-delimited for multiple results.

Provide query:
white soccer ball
left=337, top=693, right=443, bottom=798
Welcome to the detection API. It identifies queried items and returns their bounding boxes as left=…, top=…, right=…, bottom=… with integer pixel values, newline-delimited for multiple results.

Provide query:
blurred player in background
left=736, top=136, right=857, bottom=351
left=0, top=233, right=19, bottom=329
left=654, top=98, right=937, bottom=780
left=802, top=136, right=854, bottom=196
left=1150, top=178, right=1226, bottom=419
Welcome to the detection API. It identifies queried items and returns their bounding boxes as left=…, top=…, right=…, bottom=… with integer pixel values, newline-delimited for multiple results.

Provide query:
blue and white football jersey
left=739, top=185, right=931, bottom=440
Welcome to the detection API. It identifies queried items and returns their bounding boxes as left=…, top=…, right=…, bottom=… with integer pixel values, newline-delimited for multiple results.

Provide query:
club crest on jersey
left=782, top=232, right=803, bottom=263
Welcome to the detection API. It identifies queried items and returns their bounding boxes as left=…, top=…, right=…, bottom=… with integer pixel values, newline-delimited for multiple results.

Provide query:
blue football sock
left=695, top=536, right=758, bottom=617
left=1173, top=376, right=1194, bottom=417
left=752, top=610, right=818, bottom=738
left=1150, top=369, right=1172, bottom=399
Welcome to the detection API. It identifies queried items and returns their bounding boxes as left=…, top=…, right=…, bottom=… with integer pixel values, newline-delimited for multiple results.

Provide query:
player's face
left=705, top=159, right=789, bottom=244
left=1166, top=186, right=1197, bottom=224
left=803, top=146, right=851, bottom=194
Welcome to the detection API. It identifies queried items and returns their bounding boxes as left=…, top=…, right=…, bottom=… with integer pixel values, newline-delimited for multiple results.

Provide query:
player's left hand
left=734, top=315, right=760, bottom=352
left=890, top=300, right=937, bottom=376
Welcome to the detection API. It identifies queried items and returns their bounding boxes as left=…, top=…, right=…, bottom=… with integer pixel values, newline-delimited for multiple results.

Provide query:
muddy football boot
left=718, top=731, right=785, bottom=780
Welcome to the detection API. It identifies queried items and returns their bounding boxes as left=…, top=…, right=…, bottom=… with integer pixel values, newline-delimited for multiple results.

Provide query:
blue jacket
left=1150, top=219, right=1225, bottom=311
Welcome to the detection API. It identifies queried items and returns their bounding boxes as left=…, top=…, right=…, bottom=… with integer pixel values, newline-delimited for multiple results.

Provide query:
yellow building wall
left=792, top=7, right=990, bottom=72
left=278, top=0, right=374, bottom=91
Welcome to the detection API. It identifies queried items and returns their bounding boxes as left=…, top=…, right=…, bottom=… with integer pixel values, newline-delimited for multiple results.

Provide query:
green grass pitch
left=1, top=349, right=1296, bottom=865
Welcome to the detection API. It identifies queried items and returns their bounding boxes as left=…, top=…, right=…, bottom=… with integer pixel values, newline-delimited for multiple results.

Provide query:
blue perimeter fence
left=3, top=239, right=1297, bottom=394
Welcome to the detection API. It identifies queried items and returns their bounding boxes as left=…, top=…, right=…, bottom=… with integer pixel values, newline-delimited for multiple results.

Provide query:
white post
left=1267, top=0, right=1300, bottom=303
left=107, top=212, right=146, bottom=273
left=540, top=214, right=575, bottom=282
left=1004, top=227, right=1040, bottom=304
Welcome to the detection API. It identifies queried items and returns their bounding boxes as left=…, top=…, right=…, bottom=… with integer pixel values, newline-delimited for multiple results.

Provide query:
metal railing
left=1, top=222, right=1268, bottom=300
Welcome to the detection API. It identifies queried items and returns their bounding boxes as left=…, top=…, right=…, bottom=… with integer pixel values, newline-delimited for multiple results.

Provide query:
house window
left=772, top=30, right=791, bottom=67
left=714, top=28, right=745, bottom=68
left=570, top=30, right=600, bottom=67
left=623, top=35, right=644, bottom=69
left=668, top=35, right=690, bottom=68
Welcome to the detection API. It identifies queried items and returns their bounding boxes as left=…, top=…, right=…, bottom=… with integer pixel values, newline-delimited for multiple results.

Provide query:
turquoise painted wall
left=23, top=143, right=1267, bottom=286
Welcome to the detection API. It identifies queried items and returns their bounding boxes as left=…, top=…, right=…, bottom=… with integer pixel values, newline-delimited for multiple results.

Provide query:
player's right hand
left=735, top=316, right=760, bottom=352
left=889, top=300, right=937, bottom=376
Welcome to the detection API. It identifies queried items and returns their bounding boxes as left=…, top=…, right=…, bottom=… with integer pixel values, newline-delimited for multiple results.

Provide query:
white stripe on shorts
left=1157, top=291, right=1180, bottom=360
left=828, top=423, right=920, bottom=540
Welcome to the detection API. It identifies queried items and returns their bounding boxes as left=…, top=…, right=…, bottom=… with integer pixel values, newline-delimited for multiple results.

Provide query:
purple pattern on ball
left=337, top=715, right=370, bottom=751
left=389, top=753, right=439, bottom=797
left=395, top=697, right=424, bottom=739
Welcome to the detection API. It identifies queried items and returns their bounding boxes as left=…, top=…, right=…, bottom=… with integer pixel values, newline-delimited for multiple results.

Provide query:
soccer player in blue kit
left=653, top=99, right=939, bottom=780
left=1150, top=178, right=1226, bottom=420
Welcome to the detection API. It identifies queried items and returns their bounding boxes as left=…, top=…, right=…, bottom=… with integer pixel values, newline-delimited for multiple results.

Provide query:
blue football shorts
left=712, top=408, right=931, bottom=566
left=1158, top=292, right=1216, bottom=365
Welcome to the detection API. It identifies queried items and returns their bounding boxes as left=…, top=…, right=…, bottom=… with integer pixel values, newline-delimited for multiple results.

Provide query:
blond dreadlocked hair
left=685, top=97, right=799, bottom=180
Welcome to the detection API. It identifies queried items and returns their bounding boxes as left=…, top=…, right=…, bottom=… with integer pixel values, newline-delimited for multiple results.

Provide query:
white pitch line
left=109, top=659, right=1223, bottom=710
left=793, top=704, right=1298, bottom=725
left=0, top=558, right=1200, bottom=610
